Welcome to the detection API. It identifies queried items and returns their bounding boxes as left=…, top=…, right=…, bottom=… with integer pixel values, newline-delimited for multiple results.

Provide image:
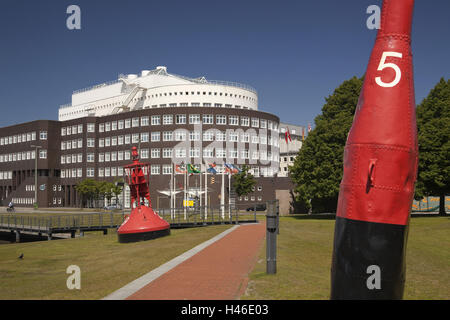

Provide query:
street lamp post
left=30, top=145, right=42, bottom=209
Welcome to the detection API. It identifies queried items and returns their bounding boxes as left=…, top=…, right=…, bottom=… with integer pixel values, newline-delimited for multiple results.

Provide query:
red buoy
left=330, top=0, right=418, bottom=299
left=117, top=147, right=170, bottom=243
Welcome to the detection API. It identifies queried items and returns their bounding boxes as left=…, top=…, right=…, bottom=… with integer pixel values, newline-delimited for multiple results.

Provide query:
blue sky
left=0, top=0, right=449, bottom=128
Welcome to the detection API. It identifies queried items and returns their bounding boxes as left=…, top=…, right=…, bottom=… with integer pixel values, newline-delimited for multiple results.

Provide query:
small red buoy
left=117, top=147, right=170, bottom=243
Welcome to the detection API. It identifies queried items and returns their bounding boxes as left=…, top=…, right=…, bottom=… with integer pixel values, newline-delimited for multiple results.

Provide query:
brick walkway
left=126, top=222, right=266, bottom=300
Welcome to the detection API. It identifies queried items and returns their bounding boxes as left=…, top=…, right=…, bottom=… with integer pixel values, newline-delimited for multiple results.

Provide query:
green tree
left=232, top=165, right=256, bottom=198
left=290, top=76, right=363, bottom=213
left=98, top=181, right=115, bottom=206
left=112, top=178, right=124, bottom=206
left=415, top=78, right=450, bottom=216
left=75, top=179, right=98, bottom=208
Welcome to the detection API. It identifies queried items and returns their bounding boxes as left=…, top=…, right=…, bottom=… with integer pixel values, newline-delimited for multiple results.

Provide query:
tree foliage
left=232, top=165, right=256, bottom=197
left=290, top=76, right=363, bottom=213
left=75, top=179, right=123, bottom=208
left=415, top=78, right=450, bottom=215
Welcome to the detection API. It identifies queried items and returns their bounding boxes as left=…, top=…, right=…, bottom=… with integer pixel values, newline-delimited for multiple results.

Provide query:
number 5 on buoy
left=375, top=51, right=403, bottom=88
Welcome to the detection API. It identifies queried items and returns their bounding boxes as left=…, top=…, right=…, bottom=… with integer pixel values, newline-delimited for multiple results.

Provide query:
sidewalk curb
left=102, top=224, right=241, bottom=300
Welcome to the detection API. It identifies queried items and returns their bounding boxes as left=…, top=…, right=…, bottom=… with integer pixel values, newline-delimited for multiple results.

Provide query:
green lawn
left=242, top=216, right=450, bottom=300
left=0, top=225, right=231, bottom=300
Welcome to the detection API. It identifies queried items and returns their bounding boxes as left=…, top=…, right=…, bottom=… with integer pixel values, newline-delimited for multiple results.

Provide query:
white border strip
left=102, top=224, right=241, bottom=300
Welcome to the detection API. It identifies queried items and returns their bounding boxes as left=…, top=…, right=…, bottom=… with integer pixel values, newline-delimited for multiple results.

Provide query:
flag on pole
left=302, top=127, right=305, bottom=141
left=207, top=163, right=217, bottom=174
left=308, top=122, right=312, bottom=133
left=285, top=127, right=292, bottom=144
left=224, top=163, right=241, bottom=174
left=175, top=164, right=186, bottom=174
left=187, top=164, right=201, bottom=175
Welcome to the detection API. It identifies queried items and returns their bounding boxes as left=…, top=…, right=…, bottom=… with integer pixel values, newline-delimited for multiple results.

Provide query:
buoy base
left=118, top=227, right=170, bottom=243
left=330, top=216, right=408, bottom=300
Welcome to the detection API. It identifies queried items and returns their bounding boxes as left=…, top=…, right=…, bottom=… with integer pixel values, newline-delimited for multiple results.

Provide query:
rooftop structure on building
left=59, top=66, right=258, bottom=121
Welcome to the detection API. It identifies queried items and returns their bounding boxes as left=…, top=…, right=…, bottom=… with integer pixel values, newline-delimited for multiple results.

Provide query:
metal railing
left=0, top=204, right=260, bottom=234
left=0, top=213, right=125, bottom=232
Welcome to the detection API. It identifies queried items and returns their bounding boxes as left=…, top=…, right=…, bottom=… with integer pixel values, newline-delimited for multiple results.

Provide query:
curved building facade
left=0, top=66, right=282, bottom=209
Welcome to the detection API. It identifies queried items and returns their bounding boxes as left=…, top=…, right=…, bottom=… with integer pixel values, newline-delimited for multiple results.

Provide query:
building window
left=118, top=120, right=124, bottom=130
left=162, top=148, right=172, bottom=158
left=251, top=118, right=259, bottom=128
left=151, top=132, right=160, bottom=142
left=176, top=114, right=186, bottom=124
left=189, top=114, right=201, bottom=124
left=151, top=165, right=160, bottom=175
left=78, top=124, right=83, bottom=133
left=87, top=123, right=95, bottom=132
left=87, top=138, right=95, bottom=148
left=216, top=131, right=226, bottom=142
left=77, top=153, right=83, bottom=163
left=132, top=117, right=140, bottom=127
left=260, top=119, right=267, bottom=128
left=162, top=164, right=172, bottom=175
left=141, top=149, right=149, bottom=159
left=229, top=116, right=239, bottom=126
left=216, top=148, right=226, bottom=158
left=229, top=132, right=239, bottom=142
left=241, top=117, right=250, bottom=127
left=175, top=148, right=186, bottom=158
left=175, top=131, right=186, bottom=141
left=203, top=148, right=214, bottom=158
left=87, top=153, right=95, bottom=162
left=203, top=131, right=214, bottom=141
left=105, top=122, right=111, bottom=132
left=39, top=149, right=47, bottom=159
left=87, top=167, right=95, bottom=177
left=229, top=149, right=238, bottom=159
left=151, top=148, right=160, bottom=158
left=105, top=137, right=111, bottom=147
left=151, top=116, right=160, bottom=125
left=39, top=131, right=47, bottom=140
left=140, top=132, right=149, bottom=143
left=125, top=119, right=131, bottom=128
left=190, top=148, right=200, bottom=158
left=132, top=134, right=139, bottom=144
left=163, top=131, right=173, bottom=141
left=141, top=116, right=149, bottom=126
left=163, top=115, right=173, bottom=125
left=189, top=131, right=200, bottom=141
left=216, top=115, right=226, bottom=125
left=202, top=114, right=213, bottom=124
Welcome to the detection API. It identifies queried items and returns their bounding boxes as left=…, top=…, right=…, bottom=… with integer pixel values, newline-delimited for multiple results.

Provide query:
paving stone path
left=126, top=222, right=266, bottom=300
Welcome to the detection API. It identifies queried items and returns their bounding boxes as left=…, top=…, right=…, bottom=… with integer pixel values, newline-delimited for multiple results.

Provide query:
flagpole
left=221, top=166, right=225, bottom=219
left=205, top=168, right=208, bottom=219
left=228, top=172, right=231, bottom=219
left=170, top=164, right=174, bottom=218
left=199, top=164, right=202, bottom=214
left=184, top=167, right=187, bottom=220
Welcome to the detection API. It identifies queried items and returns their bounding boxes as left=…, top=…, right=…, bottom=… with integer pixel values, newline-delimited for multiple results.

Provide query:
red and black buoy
left=330, top=0, right=418, bottom=299
left=117, top=147, right=170, bottom=243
